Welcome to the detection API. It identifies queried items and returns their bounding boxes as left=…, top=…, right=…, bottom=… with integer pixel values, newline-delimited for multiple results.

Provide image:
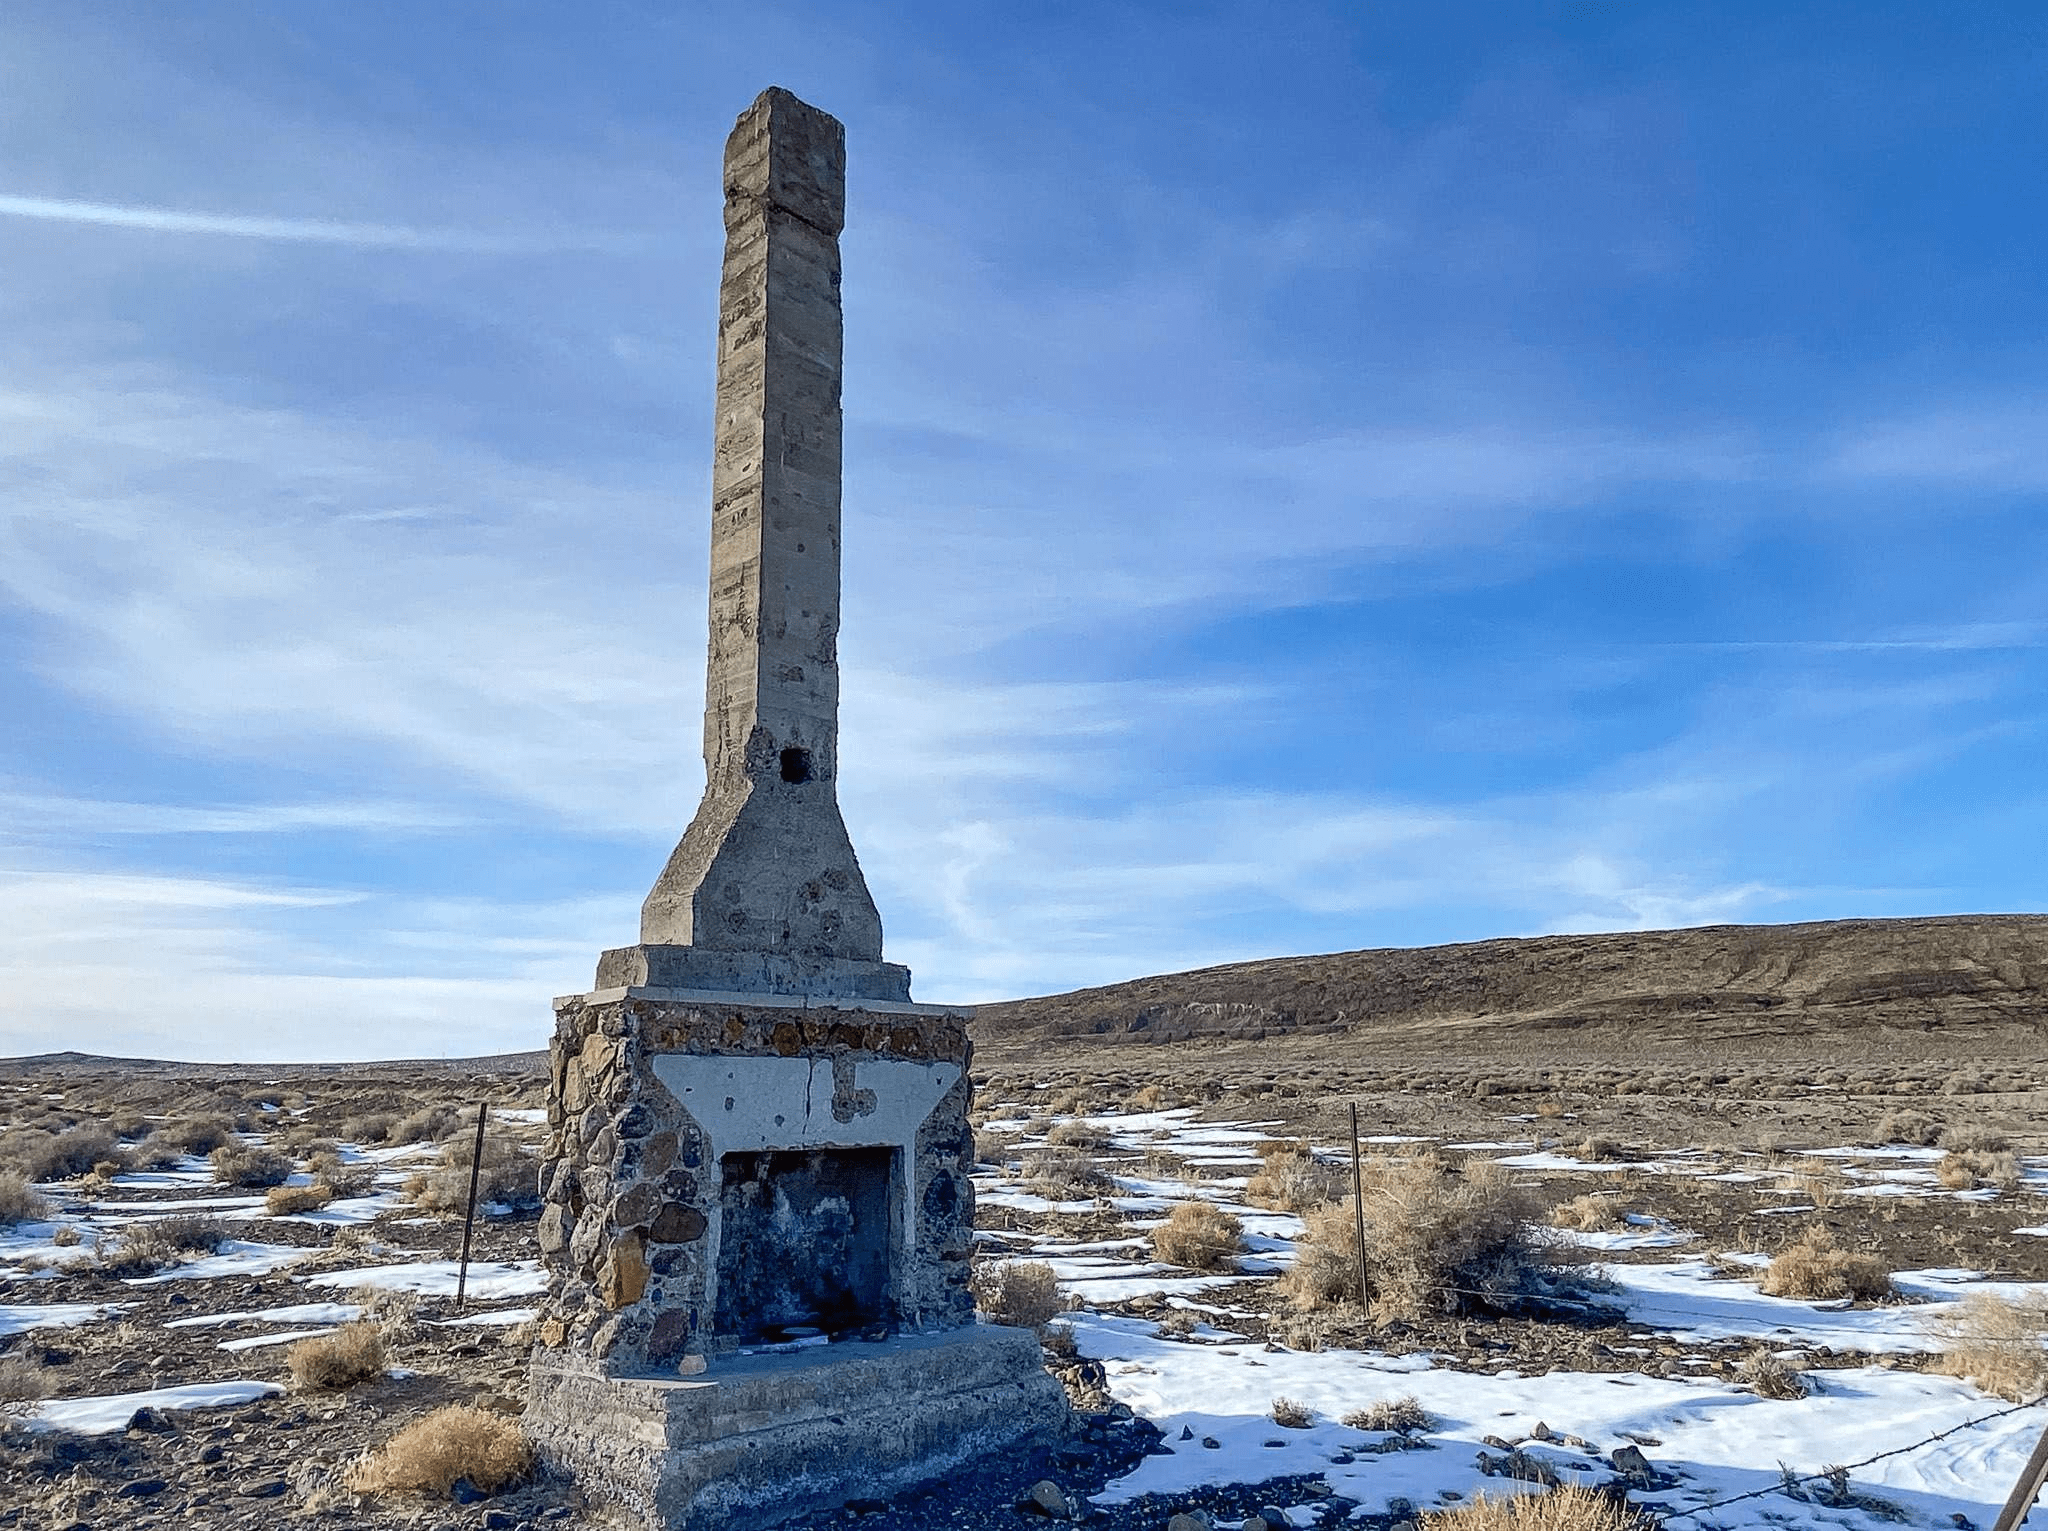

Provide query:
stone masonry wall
left=536, top=994, right=976, bottom=1374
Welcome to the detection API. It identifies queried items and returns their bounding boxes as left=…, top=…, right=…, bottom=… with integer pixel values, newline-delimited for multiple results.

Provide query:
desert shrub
left=1550, top=1194, right=1622, bottom=1232
left=102, top=1215, right=230, bottom=1277
left=972, top=1129, right=1015, bottom=1168
left=1150, top=1201, right=1245, bottom=1271
left=1934, top=1292, right=2048, bottom=1401
left=1021, top=1145, right=1110, bottom=1198
left=288, top=1322, right=386, bottom=1390
left=0, top=1169, right=49, bottom=1226
left=1343, top=1395, right=1433, bottom=1433
left=970, top=1260, right=1065, bottom=1329
left=1281, top=1156, right=1564, bottom=1320
left=1422, top=1485, right=1650, bottom=1531
left=211, top=1142, right=293, bottom=1188
left=0, top=1354, right=52, bottom=1423
left=385, top=1105, right=461, bottom=1145
left=1270, top=1396, right=1314, bottom=1428
left=128, top=1135, right=188, bottom=1171
left=1045, top=1120, right=1112, bottom=1149
left=1938, top=1149, right=2022, bottom=1191
left=1759, top=1229, right=1892, bottom=1302
left=5, top=1125, right=117, bottom=1182
left=1738, top=1350, right=1809, bottom=1400
left=307, top=1150, right=377, bottom=1198
left=1155, top=1307, right=1201, bottom=1339
left=342, top=1113, right=397, bottom=1145
left=349, top=1404, right=531, bottom=1496
left=266, top=1183, right=335, bottom=1216
left=1247, top=1150, right=1340, bottom=1213
left=1945, top=1126, right=2012, bottom=1152
left=403, top=1133, right=536, bottom=1214
left=1874, top=1109, right=1941, bottom=1146
left=154, top=1114, right=236, bottom=1155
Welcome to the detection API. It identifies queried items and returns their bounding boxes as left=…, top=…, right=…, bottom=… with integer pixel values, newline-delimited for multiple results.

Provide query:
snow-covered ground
left=975, top=1104, right=2048, bottom=1529
left=26, top=1380, right=283, bottom=1436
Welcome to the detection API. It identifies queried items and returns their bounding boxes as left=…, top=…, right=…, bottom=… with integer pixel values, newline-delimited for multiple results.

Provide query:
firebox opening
left=779, top=747, right=812, bottom=783
left=715, top=1146, right=894, bottom=1344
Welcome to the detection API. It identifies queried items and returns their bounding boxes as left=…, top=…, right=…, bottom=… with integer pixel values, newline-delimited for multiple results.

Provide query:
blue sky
left=1, top=3, right=2043, bottom=1061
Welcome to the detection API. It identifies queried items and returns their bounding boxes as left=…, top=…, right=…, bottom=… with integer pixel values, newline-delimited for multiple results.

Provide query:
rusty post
left=454, top=1101, right=488, bottom=1312
left=1992, top=1419, right=2048, bottom=1531
left=1349, top=1101, right=1369, bottom=1314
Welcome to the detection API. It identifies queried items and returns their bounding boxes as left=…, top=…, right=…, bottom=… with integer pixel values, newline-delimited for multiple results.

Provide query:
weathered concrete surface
left=528, top=1325, right=1070, bottom=1531
left=595, top=943, right=910, bottom=1002
left=637, top=85, right=885, bottom=970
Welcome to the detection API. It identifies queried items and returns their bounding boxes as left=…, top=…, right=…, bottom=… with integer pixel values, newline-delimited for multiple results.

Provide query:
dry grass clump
left=1280, top=1156, right=1563, bottom=1320
left=1421, top=1485, right=1649, bottom=1531
left=3, top=1125, right=119, bottom=1183
left=404, top=1134, right=536, bottom=1214
left=102, top=1215, right=230, bottom=1277
left=1549, top=1194, right=1623, bottom=1232
left=1758, top=1228, right=1892, bottom=1302
left=0, top=1354, right=52, bottom=1424
left=1246, top=1149, right=1340, bottom=1213
left=1937, top=1148, right=2022, bottom=1191
left=970, top=1260, right=1066, bottom=1329
left=1574, top=1137, right=1630, bottom=1163
left=1874, top=1109, right=1940, bottom=1146
left=1945, top=1125, right=2011, bottom=1152
left=0, top=1169, right=50, bottom=1227
left=288, top=1322, right=387, bottom=1390
left=1045, top=1120, right=1112, bottom=1149
left=385, top=1105, right=462, bottom=1145
left=152, top=1114, right=237, bottom=1155
left=1022, top=1144, right=1111, bottom=1198
left=1737, top=1350, right=1809, bottom=1400
left=266, top=1182, right=335, bottom=1216
left=972, top=1129, right=1017, bottom=1167
left=1934, top=1292, right=2048, bottom=1401
left=1270, top=1396, right=1314, bottom=1428
left=349, top=1404, right=531, bottom=1496
left=342, top=1112, right=397, bottom=1145
left=1343, top=1395, right=1433, bottom=1433
left=1150, top=1201, right=1246, bottom=1271
left=211, top=1141, right=294, bottom=1188
left=307, top=1149, right=377, bottom=1199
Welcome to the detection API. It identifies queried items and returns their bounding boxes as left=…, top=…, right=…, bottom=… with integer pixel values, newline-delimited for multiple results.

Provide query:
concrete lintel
left=554, top=985, right=972, bottom=1018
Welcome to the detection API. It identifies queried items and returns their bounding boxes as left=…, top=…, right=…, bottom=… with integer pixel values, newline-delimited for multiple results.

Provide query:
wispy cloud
left=0, top=789, right=466, bottom=839
left=0, top=192, right=651, bottom=254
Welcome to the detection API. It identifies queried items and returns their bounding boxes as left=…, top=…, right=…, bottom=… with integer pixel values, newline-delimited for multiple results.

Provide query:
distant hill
left=970, top=914, right=2048, bottom=1055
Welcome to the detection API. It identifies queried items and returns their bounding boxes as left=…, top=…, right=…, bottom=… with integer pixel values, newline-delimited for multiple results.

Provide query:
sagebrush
left=970, top=1260, right=1066, bottom=1329
left=349, top=1404, right=531, bottom=1496
left=1280, top=1155, right=1571, bottom=1320
left=289, top=1322, right=387, bottom=1391
left=1934, top=1292, right=2048, bottom=1401
left=1759, top=1229, right=1891, bottom=1302
left=1150, top=1200, right=1245, bottom=1271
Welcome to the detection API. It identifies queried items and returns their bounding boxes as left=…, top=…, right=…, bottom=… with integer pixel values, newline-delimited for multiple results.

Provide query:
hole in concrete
left=779, top=747, right=812, bottom=783
left=716, top=1148, right=893, bottom=1342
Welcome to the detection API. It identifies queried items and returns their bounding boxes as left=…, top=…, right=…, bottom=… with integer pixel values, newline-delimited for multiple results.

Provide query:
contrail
left=0, top=192, right=646, bottom=253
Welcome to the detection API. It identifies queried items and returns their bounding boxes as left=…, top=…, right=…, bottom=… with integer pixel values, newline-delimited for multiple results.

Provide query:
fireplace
left=714, top=1147, right=895, bottom=1344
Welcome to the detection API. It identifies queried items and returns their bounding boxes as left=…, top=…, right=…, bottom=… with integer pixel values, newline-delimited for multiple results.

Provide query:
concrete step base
left=526, top=1323, right=1072, bottom=1530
